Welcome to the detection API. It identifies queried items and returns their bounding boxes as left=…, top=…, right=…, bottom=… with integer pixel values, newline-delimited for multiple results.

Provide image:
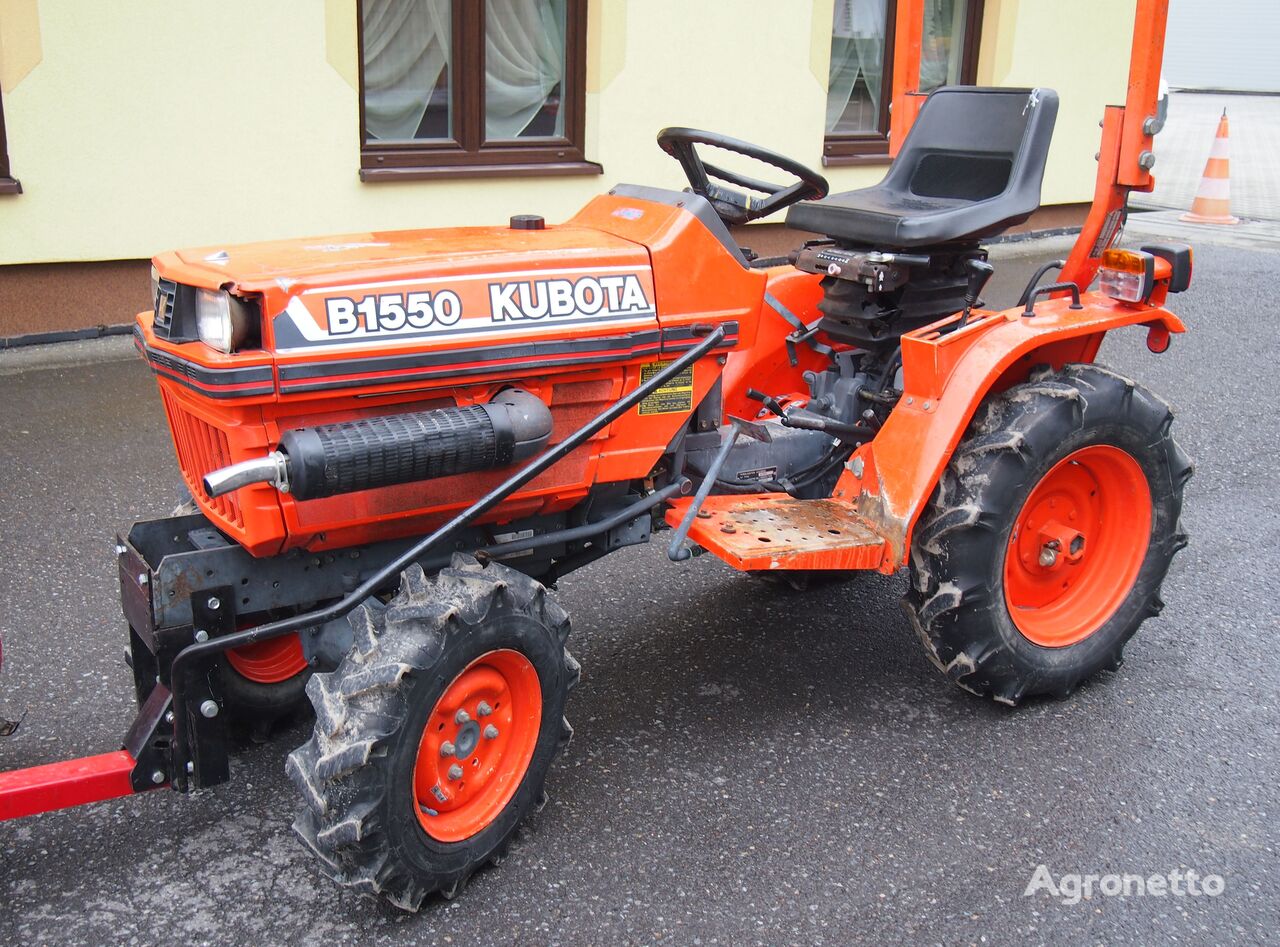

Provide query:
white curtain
left=826, top=0, right=889, bottom=133
left=485, top=0, right=567, bottom=139
left=362, top=0, right=451, bottom=141
left=920, top=0, right=967, bottom=92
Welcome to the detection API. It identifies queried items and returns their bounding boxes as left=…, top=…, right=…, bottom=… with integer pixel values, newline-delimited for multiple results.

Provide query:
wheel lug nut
left=484, top=724, right=499, bottom=740
left=477, top=701, right=493, bottom=717
left=448, top=764, right=463, bottom=780
left=440, top=740, right=456, bottom=756
left=455, top=709, right=470, bottom=724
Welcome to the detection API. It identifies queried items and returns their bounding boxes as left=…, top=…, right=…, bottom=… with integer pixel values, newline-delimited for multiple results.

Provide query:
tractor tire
left=286, top=554, right=577, bottom=910
left=904, top=363, right=1192, bottom=705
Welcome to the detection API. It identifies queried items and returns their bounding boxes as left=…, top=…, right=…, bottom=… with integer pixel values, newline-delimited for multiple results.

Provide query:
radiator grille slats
left=160, top=389, right=245, bottom=529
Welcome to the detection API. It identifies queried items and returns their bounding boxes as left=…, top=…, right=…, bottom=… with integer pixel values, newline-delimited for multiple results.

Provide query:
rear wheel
left=905, top=363, right=1192, bottom=704
left=287, top=554, right=577, bottom=909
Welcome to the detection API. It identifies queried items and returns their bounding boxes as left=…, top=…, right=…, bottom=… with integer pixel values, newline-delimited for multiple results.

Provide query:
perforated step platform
left=664, top=494, right=891, bottom=572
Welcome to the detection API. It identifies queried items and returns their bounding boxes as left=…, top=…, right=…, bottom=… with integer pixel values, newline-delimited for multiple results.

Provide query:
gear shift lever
left=957, top=259, right=995, bottom=329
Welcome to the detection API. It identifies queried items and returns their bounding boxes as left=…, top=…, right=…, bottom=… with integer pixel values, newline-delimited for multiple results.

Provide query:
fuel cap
left=510, top=214, right=545, bottom=231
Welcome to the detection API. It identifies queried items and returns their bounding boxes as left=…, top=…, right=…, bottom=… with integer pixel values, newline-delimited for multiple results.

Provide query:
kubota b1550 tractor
left=1, top=0, right=1191, bottom=911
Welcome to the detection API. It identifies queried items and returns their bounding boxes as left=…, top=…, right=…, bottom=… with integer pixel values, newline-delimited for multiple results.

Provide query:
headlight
left=194, top=288, right=260, bottom=353
left=150, top=264, right=159, bottom=307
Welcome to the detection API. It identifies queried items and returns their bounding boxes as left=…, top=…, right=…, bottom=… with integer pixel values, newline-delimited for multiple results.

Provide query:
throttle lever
left=746, top=387, right=789, bottom=416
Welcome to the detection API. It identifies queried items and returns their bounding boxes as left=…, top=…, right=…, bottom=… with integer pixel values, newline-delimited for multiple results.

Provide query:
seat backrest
left=882, top=86, right=1058, bottom=212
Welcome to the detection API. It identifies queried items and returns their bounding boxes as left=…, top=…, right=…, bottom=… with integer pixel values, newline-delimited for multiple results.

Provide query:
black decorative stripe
left=132, top=319, right=740, bottom=399
left=279, top=327, right=664, bottom=383
left=272, top=308, right=657, bottom=352
left=134, top=326, right=276, bottom=398
left=281, top=346, right=666, bottom=394
left=659, top=321, right=740, bottom=351
left=277, top=322, right=740, bottom=394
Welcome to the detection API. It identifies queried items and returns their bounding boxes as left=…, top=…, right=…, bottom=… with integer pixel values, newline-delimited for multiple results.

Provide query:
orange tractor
left=1, top=0, right=1190, bottom=911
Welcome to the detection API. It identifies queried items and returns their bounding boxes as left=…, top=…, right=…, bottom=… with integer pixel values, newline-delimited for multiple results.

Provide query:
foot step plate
left=665, top=494, right=889, bottom=571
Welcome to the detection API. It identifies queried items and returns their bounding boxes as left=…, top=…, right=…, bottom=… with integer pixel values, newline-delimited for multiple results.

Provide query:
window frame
left=823, top=0, right=984, bottom=168
left=0, top=91, right=20, bottom=195
left=357, top=0, right=600, bottom=182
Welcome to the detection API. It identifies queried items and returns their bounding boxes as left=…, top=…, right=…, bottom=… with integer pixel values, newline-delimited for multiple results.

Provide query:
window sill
left=360, top=160, right=602, bottom=183
left=821, top=153, right=891, bottom=168
left=0, top=176, right=21, bottom=195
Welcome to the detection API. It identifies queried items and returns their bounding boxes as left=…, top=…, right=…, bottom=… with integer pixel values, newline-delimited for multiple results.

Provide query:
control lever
left=747, top=388, right=874, bottom=443
left=745, top=387, right=788, bottom=416
left=956, top=259, right=995, bottom=330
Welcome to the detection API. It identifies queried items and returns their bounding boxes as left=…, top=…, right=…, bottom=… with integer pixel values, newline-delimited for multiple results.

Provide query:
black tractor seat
left=787, top=86, right=1059, bottom=248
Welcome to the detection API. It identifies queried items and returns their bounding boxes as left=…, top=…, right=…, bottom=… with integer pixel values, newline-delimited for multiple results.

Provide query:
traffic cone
left=1181, top=109, right=1238, bottom=225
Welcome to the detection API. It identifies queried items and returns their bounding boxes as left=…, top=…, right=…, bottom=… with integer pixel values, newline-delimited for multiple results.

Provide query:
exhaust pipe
left=203, top=389, right=553, bottom=501
left=203, top=454, right=290, bottom=498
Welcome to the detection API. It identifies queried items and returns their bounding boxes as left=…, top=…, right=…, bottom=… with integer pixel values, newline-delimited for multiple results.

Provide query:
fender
left=834, top=292, right=1186, bottom=570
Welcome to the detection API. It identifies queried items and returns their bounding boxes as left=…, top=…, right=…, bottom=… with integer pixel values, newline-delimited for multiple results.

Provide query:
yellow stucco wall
left=0, top=0, right=1136, bottom=266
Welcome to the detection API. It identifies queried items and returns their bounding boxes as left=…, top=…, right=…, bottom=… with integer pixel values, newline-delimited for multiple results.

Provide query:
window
left=358, top=0, right=598, bottom=180
left=0, top=91, right=19, bottom=195
left=824, top=0, right=983, bottom=166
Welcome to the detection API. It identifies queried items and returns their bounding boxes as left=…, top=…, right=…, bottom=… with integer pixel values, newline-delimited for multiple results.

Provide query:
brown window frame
left=357, top=0, right=600, bottom=182
left=823, top=0, right=983, bottom=168
left=0, top=91, right=20, bottom=195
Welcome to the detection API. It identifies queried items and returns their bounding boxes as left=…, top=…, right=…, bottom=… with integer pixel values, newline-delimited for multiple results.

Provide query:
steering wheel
left=657, top=127, right=829, bottom=225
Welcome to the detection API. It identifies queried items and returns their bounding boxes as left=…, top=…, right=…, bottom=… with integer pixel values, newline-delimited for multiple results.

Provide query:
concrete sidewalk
left=1133, top=91, right=1280, bottom=221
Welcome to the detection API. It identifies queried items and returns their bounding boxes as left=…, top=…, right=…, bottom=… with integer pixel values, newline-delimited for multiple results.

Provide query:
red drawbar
left=0, top=750, right=139, bottom=820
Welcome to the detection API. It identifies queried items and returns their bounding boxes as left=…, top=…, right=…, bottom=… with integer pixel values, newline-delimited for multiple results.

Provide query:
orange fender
left=834, top=293, right=1186, bottom=570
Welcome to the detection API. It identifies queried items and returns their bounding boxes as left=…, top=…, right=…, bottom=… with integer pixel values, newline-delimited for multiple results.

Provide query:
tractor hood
left=171, top=224, right=648, bottom=286
left=156, top=223, right=659, bottom=357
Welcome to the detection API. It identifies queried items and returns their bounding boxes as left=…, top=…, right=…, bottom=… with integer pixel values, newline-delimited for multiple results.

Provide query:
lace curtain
left=362, top=0, right=452, bottom=141
left=486, top=0, right=566, bottom=139
left=921, top=0, right=969, bottom=92
left=826, top=0, right=889, bottom=134
left=361, top=0, right=566, bottom=142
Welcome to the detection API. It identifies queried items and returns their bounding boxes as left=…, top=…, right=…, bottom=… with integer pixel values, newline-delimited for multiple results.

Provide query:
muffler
left=204, top=389, right=553, bottom=500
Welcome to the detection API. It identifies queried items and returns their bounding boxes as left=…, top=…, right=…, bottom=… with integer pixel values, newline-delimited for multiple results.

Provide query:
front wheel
left=286, top=554, right=577, bottom=910
left=905, top=363, right=1192, bottom=704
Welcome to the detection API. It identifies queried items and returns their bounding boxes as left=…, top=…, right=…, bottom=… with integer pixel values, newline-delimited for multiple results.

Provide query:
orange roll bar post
left=1062, top=0, right=1170, bottom=289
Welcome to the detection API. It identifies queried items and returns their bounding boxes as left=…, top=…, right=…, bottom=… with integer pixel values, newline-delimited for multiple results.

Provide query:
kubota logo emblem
left=281, top=267, right=655, bottom=350
left=488, top=274, right=651, bottom=322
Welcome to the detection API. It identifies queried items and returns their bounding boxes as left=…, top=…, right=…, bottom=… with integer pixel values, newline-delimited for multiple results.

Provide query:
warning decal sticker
left=638, top=361, right=694, bottom=416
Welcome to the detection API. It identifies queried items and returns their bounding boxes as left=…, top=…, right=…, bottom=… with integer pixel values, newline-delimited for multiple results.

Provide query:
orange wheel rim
left=225, top=633, right=308, bottom=683
left=1003, top=445, right=1151, bottom=647
left=413, top=649, right=542, bottom=843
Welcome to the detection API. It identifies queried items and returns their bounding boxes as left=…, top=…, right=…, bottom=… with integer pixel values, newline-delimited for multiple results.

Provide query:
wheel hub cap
left=225, top=633, right=308, bottom=683
left=412, top=649, right=542, bottom=842
left=1003, top=445, right=1152, bottom=647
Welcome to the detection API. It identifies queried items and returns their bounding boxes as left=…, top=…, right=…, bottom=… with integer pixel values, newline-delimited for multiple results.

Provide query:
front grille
left=161, top=388, right=245, bottom=529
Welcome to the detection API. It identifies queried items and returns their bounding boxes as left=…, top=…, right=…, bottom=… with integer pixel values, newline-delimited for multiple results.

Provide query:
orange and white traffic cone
left=1181, top=109, right=1238, bottom=225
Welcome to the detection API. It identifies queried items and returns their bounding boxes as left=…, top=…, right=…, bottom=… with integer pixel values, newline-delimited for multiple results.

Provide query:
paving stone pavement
left=1132, top=91, right=1280, bottom=221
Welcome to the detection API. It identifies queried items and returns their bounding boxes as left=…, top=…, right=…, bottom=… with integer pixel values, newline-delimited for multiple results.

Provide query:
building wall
left=0, top=0, right=1134, bottom=274
left=1164, top=0, right=1280, bottom=93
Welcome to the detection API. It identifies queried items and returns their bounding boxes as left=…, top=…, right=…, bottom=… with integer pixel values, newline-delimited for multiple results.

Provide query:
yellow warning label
left=638, top=361, right=694, bottom=415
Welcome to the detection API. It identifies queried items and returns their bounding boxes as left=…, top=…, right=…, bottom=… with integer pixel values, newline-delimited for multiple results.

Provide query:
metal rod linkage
left=668, top=420, right=744, bottom=562
left=168, top=325, right=728, bottom=773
